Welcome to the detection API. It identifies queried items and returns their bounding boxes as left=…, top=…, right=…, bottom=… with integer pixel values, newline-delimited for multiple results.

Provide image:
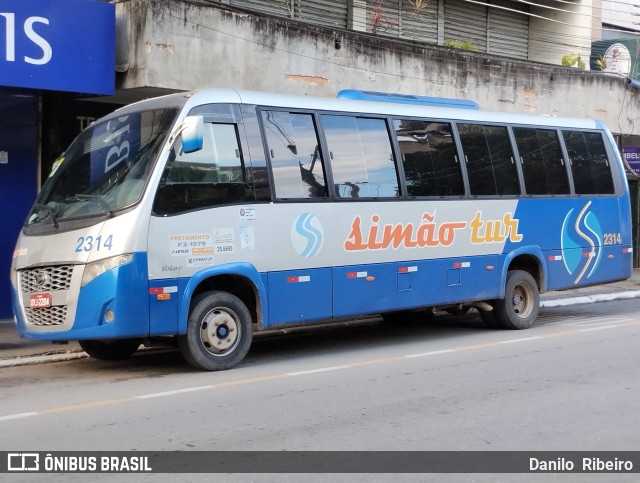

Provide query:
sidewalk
left=2, top=269, right=640, bottom=365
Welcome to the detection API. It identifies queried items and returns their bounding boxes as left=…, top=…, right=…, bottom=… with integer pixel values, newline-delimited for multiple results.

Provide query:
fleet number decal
left=75, top=235, right=114, bottom=253
left=603, top=233, right=622, bottom=245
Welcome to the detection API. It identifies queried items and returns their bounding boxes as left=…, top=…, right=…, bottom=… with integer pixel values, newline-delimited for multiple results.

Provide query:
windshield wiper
left=65, top=194, right=114, bottom=218
left=32, top=203, right=59, bottom=229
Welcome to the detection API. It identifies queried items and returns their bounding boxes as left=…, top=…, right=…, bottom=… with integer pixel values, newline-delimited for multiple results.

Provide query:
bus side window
left=240, top=105, right=271, bottom=202
left=562, top=130, right=614, bottom=195
left=321, top=115, right=400, bottom=199
left=457, top=123, right=520, bottom=196
left=166, top=123, right=242, bottom=183
left=513, top=127, right=570, bottom=195
left=394, top=119, right=463, bottom=197
left=154, top=123, right=249, bottom=215
left=261, top=111, right=328, bottom=199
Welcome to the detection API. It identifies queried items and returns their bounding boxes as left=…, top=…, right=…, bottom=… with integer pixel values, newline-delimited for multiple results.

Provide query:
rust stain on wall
left=146, top=42, right=175, bottom=54
left=285, top=74, right=329, bottom=86
left=523, top=88, right=539, bottom=99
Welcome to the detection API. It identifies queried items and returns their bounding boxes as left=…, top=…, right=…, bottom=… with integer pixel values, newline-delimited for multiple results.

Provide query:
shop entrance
left=0, top=90, right=38, bottom=318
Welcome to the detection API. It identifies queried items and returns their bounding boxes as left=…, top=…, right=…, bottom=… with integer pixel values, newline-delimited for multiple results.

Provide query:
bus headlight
left=9, top=267, right=17, bottom=288
left=81, top=254, right=133, bottom=288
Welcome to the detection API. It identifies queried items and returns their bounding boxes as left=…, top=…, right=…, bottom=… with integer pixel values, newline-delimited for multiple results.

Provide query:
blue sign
left=623, top=146, right=640, bottom=174
left=0, top=0, right=115, bottom=95
left=90, top=113, right=141, bottom=183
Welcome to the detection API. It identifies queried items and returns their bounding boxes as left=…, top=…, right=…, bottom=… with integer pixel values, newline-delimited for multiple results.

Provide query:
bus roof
left=108, top=88, right=602, bottom=131
left=336, top=89, right=481, bottom=110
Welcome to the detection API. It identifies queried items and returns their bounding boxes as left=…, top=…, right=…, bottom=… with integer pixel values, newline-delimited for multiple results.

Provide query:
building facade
left=115, top=0, right=636, bottom=129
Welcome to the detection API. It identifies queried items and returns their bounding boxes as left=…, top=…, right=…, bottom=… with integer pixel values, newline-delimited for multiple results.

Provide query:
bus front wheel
left=493, top=270, right=539, bottom=330
left=178, top=291, right=253, bottom=371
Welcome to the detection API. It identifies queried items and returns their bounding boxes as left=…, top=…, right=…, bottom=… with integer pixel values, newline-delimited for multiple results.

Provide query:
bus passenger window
left=261, top=111, right=328, bottom=199
left=240, top=105, right=271, bottom=202
left=563, top=131, right=614, bottom=195
left=322, top=115, right=400, bottom=199
left=457, top=124, right=520, bottom=196
left=394, top=119, right=463, bottom=197
left=154, top=123, right=249, bottom=215
left=513, top=127, right=570, bottom=195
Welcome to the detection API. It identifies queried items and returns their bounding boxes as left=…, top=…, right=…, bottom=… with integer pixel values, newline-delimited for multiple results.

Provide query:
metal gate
left=487, top=0, right=528, bottom=59
left=444, top=0, right=488, bottom=52
left=229, top=0, right=348, bottom=29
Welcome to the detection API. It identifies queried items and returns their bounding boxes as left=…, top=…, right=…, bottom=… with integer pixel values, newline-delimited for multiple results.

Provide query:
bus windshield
left=26, top=108, right=179, bottom=227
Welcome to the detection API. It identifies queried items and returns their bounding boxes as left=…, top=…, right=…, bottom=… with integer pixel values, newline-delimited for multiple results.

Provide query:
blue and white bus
left=10, top=89, right=633, bottom=370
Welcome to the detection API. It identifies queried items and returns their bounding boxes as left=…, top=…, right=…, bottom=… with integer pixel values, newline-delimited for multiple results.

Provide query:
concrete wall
left=115, top=0, right=639, bottom=135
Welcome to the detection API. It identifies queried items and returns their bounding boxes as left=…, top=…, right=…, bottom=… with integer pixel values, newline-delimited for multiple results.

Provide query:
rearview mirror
left=181, top=115, right=204, bottom=154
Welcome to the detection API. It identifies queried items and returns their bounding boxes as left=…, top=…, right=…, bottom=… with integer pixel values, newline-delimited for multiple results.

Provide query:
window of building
left=457, top=123, right=520, bottom=196
left=261, top=111, right=327, bottom=199
left=513, top=127, right=570, bottom=195
left=394, top=119, right=463, bottom=197
left=321, top=115, right=400, bottom=199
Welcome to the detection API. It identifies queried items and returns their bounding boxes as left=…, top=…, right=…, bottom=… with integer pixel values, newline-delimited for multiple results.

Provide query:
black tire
left=79, top=339, right=141, bottom=361
left=178, top=291, right=253, bottom=371
left=479, top=308, right=502, bottom=329
left=381, top=309, right=434, bottom=326
left=493, top=270, right=540, bottom=330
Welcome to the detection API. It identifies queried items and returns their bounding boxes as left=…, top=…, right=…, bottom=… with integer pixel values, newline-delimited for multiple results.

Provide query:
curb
left=540, top=290, right=640, bottom=307
left=0, top=351, right=87, bottom=368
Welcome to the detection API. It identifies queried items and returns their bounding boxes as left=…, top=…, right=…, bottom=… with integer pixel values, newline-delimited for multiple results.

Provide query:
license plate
left=30, top=292, right=51, bottom=309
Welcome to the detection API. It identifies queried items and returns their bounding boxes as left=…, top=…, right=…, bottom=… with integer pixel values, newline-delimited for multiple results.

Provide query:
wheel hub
left=200, top=309, right=239, bottom=354
left=512, top=285, right=532, bottom=318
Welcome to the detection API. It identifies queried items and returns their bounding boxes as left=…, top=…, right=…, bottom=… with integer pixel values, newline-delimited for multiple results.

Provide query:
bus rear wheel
left=178, top=291, right=253, bottom=371
left=493, top=270, right=539, bottom=330
left=79, top=339, right=141, bottom=361
left=479, top=309, right=502, bottom=329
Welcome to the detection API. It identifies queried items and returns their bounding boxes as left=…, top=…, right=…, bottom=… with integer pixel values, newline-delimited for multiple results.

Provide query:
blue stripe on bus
left=332, top=256, right=500, bottom=319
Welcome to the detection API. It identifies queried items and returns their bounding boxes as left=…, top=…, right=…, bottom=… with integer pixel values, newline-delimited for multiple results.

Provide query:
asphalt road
left=0, top=299, right=639, bottom=481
